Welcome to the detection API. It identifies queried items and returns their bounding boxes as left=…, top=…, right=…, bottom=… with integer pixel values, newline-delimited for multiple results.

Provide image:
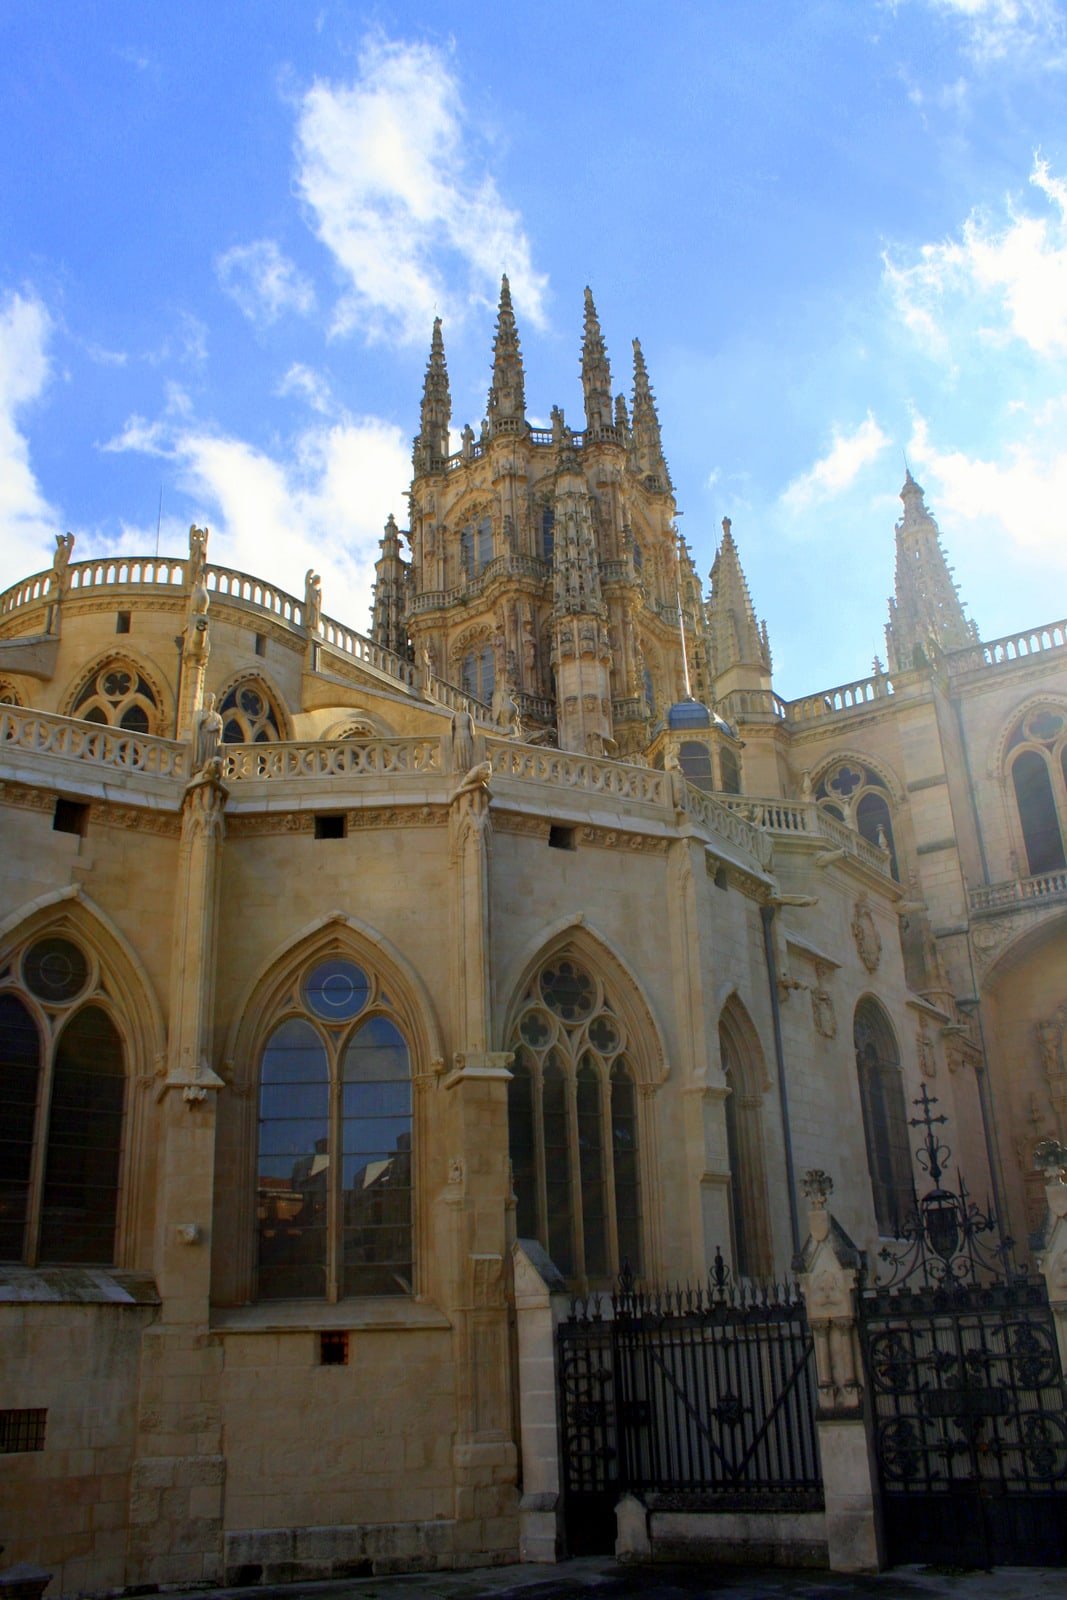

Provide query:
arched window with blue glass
left=1003, top=705, right=1067, bottom=876
left=256, top=955, right=413, bottom=1300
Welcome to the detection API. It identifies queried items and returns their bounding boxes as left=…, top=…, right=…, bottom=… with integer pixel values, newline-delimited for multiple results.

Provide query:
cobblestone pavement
left=173, top=1556, right=1067, bottom=1600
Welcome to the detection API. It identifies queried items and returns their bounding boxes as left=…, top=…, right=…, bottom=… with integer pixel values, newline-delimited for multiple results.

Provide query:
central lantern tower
left=375, top=278, right=717, bottom=757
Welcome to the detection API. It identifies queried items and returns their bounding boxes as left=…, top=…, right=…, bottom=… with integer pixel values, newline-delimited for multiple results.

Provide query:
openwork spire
left=885, top=471, right=977, bottom=672
left=707, top=517, right=771, bottom=676
left=413, top=318, right=451, bottom=472
left=486, top=274, right=526, bottom=434
left=630, top=337, right=668, bottom=486
left=581, top=287, right=614, bottom=432
left=370, top=513, right=408, bottom=655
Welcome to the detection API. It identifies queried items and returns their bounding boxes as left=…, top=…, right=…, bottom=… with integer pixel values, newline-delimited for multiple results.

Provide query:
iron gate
left=557, top=1261, right=822, bottom=1554
left=858, top=1089, right=1067, bottom=1567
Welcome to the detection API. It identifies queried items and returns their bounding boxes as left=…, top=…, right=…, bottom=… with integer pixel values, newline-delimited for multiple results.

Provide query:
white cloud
left=216, top=239, right=316, bottom=325
left=277, top=362, right=335, bottom=415
left=103, top=400, right=410, bottom=631
left=295, top=34, right=548, bottom=346
left=921, top=0, right=1067, bottom=63
left=884, top=156, right=1067, bottom=358
left=908, top=411, right=1067, bottom=569
left=0, top=289, right=63, bottom=585
left=781, top=414, right=890, bottom=510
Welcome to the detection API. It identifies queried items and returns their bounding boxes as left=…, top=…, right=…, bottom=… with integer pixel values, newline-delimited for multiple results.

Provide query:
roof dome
left=667, top=697, right=712, bottom=731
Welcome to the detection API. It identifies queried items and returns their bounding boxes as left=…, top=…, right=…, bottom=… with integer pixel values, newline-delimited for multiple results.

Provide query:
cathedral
left=0, top=280, right=1064, bottom=1590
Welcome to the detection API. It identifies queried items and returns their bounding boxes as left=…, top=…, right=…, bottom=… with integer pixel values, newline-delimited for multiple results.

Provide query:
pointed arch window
left=816, top=762, right=899, bottom=879
left=220, top=680, right=283, bottom=744
left=718, top=1001, right=772, bottom=1278
left=256, top=956, right=413, bottom=1300
left=71, top=660, right=161, bottom=733
left=507, top=955, right=642, bottom=1284
left=461, top=516, right=493, bottom=578
left=854, top=999, right=912, bottom=1235
left=0, top=935, right=126, bottom=1265
left=460, top=645, right=495, bottom=705
left=1005, top=707, right=1067, bottom=875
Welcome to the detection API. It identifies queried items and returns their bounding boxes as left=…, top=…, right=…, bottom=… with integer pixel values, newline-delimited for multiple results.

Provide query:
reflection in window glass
left=257, top=1019, right=329, bottom=1300
left=305, top=960, right=370, bottom=1022
left=40, top=1006, right=125, bottom=1265
left=341, top=1017, right=411, bottom=1296
left=543, top=1053, right=573, bottom=1278
left=1013, top=750, right=1066, bottom=874
left=611, top=1061, right=641, bottom=1274
left=577, top=1060, right=606, bottom=1278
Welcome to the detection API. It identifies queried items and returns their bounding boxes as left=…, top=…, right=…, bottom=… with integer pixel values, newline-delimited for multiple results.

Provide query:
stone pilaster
left=127, top=766, right=226, bottom=1586
left=796, top=1172, right=884, bottom=1574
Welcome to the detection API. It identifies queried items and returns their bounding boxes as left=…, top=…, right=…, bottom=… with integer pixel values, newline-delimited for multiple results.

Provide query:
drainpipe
left=760, top=903, right=801, bottom=1258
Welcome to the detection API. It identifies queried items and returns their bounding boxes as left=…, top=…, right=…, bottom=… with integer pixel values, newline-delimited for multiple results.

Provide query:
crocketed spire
left=370, top=513, right=408, bottom=655
left=581, top=287, right=614, bottom=432
left=413, top=318, right=451, bottom=472
left=486, top=274, right=526, bottom=434
left=707, top=517, right=771, bottom=677
left=630, top=337, right=669, bottom=486
left=885, top=471, right=977, bottom=672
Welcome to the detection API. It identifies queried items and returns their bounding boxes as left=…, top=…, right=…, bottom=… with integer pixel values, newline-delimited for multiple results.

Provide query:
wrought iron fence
left=557, top=1258, right=821, bottom=1550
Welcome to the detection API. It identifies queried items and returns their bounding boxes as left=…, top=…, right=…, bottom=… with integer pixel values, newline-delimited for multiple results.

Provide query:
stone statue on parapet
left=304, top=569, right=322, bottom=634
left=453, top=760, right=492, bottom=799
left=51, top=531, right=75, bottom=593
left=187, top=524, right=209, bottom=586
left=193, top=692, right=223, bottom=773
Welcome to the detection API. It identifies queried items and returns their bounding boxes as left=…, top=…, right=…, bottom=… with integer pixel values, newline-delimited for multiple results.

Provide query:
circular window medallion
left=305, top=959, right=370, bottom=1021
left=23, top=937, right=90, bottom=1003
left=540, top=960, right=594, bottom=1021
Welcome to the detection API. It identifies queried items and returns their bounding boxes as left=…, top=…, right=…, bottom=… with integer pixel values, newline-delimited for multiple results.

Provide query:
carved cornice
left=226, top=803, right=449, bottom=838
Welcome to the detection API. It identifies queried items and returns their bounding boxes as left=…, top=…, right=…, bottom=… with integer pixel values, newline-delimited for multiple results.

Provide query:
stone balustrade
left=486, top=738, right=669, bottom=806
left=676, top=784, right=772, bottom=867
left=409, top=554, right=551, bottom=614
left=969, top=868, right=1067, bottom=913
left=0, top=705, right=188, bottom=778
left=220, top=736, right=444, bottom=782
left=718, top=688, right=788, bottom=722
left=720, top=795, right=892, bottom=875
left=947, top=616, right=1067, bottom=673
left=783, top=672, right=895, bottom=724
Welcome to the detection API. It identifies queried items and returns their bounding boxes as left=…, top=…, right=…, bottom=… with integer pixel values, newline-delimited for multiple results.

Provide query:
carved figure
left=193, top=692, right=223, bottom=772
left=187, top=524, right=209, bottom=586
left=51, top=531, right=75, bottom=593
left=453, top=760, right=492, bottom=798
left=450, top=709, right=475, bottom=775
left=304, top=569, right=322, bottom=634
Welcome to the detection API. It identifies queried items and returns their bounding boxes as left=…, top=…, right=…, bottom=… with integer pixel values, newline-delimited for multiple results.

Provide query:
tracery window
left=461, top=645, right=495, bottom=705
left=540, top=506, right=555, bottom=562
left=679, top=741, right=713, bottom=789
left=0, top=681, right=22, bottom=706
left=507, top=955, right=642, bottom=1283
left=719, top=746, right=741, bottom=795
left=71, top=660, right=161, bottom=734
left=816, top=762, right=899, bottom=878
left=460, top=516, right=493, bottom=579
left=256, top=956, right=412, bottom=1300
left=854, top=999, right=912, bottom=1236
left=0, top=934, right=126, bottom=1265
left=219, top=680, right=283, bottom=744
left=1005, top=706, right=1067, bottom=875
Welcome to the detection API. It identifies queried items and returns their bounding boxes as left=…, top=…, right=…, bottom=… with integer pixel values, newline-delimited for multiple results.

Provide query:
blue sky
left=2, top=0, right=1066, bottom=697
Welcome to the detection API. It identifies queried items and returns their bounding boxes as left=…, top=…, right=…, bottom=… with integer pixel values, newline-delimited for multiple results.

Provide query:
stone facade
left=0, top=283, right=1064, bottom=1592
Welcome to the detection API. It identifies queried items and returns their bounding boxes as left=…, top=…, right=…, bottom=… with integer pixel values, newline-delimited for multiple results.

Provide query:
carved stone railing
left=969, top=869, right=1067, bottom=914
left=515, top=691, right=554, bottom=723
left=427, top=676, right=493, bottom=721
left=0, top=706, right=188, bottom=778
left=315, top=612, right=416, bottom=686
left=0, top=557, right=188, bottom=620
left=205, top=565, right=304, bottom=626
left=410, top=553, right=551, bottom=614
left=783, top=672, right=895, bottom=724
left=486, top=739, right=669, bottom=806
left=220, top=736, right=444, bottom=782
left=612, top=696, right=648, bottom=724
left=719, top=795, right=892, bottom=876
left=947, top=617, right=1067, bottom=674
left=678, top=784, right=772, bottom=868
left=717, top=689, right=788, bottom=722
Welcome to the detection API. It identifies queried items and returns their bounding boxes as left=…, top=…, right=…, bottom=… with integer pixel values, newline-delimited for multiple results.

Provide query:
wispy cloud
left=277, top=362, right=335, bottom=415
left=103, top=398, right=410, bottom=629
left=781, top=414, right=890, bottom=510
left=884, top=156, right=1067, bottom=358
left=295, top=34, right=548, bottom=346
left=0, top=289, right=62, bottom=583
left=216, top=239, right=316, bottom=326
left=918, top=0, right=1067, bottom=64
left=908, top=411, right=1067, bottom=569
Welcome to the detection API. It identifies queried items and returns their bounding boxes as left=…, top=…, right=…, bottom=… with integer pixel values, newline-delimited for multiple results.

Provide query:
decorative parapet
left=782, top=671, right=896, bottom=725
left=0, top=705, right=188, bottom=780
left=946, top=616, right=1067, bottom=675
left=717, top=688, right=788, bottom=722
left=486, top=737, right=670, bottom=806
left=220, top=735, right=444, bottom=782
left=969, top=868, right=1067, bottom=914
left=408, top=553, right=551, bottom=615
left=719, top=795, right=892, bottom=877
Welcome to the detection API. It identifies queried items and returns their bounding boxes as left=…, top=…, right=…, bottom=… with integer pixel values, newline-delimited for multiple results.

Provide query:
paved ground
left=170, top=1556, right=1067, bottom=1600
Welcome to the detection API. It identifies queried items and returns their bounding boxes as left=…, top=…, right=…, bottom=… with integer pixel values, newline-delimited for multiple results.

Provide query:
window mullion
left=566, top=1066, right=585, bottom=1286
left=327, top=1041, right=342, bottom=1303
left=23, top=1015, right=54, bottom=1268
left=533, top=1058, right=548, bottom=1248
left=600, top=1060, right=620, bottom=1277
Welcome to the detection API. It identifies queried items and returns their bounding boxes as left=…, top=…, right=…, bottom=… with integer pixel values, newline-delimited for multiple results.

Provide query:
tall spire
left=486, top=274, right=526, bottom=435
left=581, top=287, right=614, bottom=432
left=413, top=318, right=451, bottom=473
left=630, top=338, right=668, bottom=486
left=706, top=517, right=771, bottom=680
left=885, top=471, right=977, bottom=672
left=370, top=513, right=408, bottom=655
